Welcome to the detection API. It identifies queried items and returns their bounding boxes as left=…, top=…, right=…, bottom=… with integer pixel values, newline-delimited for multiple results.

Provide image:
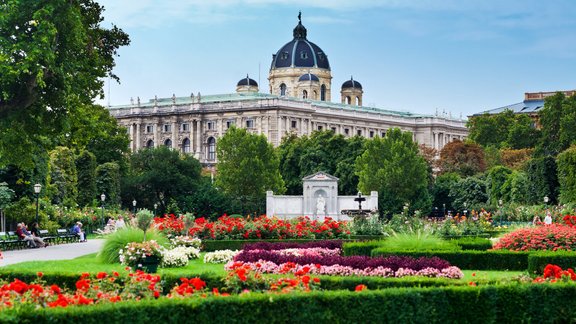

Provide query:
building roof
left=298, top=73, right=319, bottom=82
left=342, top=77, right=362, bottom=90
left=270, top=18, right=330, bottom=70
left=237, top=75, right=258, bottom=87
left=473, top=100, right=545, bottom=116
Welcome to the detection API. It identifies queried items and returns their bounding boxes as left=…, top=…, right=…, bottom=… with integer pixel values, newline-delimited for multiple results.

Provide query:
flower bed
left=203, top=250, right=241, bottom=264
left=186, top=215, right=350, bottom=240
left=243, top=240, right=343, bottom=251
left=493, top=224, right=576, bottom=251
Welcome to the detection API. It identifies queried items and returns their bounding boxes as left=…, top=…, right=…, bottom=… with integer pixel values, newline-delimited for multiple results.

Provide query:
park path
left=0, top=239, right=104, bottom=266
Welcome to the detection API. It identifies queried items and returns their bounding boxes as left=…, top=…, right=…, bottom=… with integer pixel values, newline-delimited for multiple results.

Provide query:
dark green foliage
left=487, top=166, right=512, bottom=204
left=451, top=237, right=493, bottom=251
left=76, top=150, right=97, bottom=207
left=431, top=172, right=461, bottom=211
left=356, top=128, right=431, bottom=216
left=525, top=156, right=559, bottom=205
left=96, top=162, right=121, bottom=206
left=501, top=170, right=529, bottom=204
left=438, top=140, right=486, bottom=177
left=334, top=136, right=367, bottom=195
left=467, top=109, right=540, bottom=149
left=537, top=92, right=576, bottom=156
left=3, top=285, right=576, bottom=323
left=342, top=241, right=385, bottom=256
left=527, top=251, right=576, bottom=275
left=557, top=146, right=576, bottom=204
left=371, top=249, right=529, bottom=270
left=449, top=176, right=488, bottom=210
left=48, top=146, right=78, bottom=207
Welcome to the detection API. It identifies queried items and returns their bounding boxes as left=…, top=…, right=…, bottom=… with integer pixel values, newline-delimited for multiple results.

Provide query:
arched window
left=280, top=83, right=287, bottom=96
left=146, top=140, right=154, bottom=148
left=207, top=137, right=216, bottom=161
left=302, top=90, right=308, bottom=99
left=320, top=84, right=326, bottom=101
left=346, top=96, right=351, bottom=105
left=313, top=90, right=318, bottom=100
left=164, top=139, right=172, bottom=148
left=355, top=96, right=360, bottom=106
left=182, top=138, right=191, bottom=153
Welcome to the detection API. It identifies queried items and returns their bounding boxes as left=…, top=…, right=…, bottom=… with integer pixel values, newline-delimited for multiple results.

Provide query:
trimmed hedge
left=528, top=251, right=576, bottom=275
left=371, top=248, right=529, bottom=270
left=452, top=237, right=493, bottom=251
left=202, top=239, right=355, bottom=252
left=2, top=285, right=576, bottom=323
left=340, top=241, right=383, bottom=256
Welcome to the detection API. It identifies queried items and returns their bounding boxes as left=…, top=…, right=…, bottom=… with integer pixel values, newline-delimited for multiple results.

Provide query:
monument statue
left=316, top=194, right=326, bottom=215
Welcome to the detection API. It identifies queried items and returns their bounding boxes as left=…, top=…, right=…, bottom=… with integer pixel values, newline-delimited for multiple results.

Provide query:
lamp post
left=463, top=202, right=467, bottom=218
left=544, top=196, right=549, bottom=207
left=100, top=193, right=106, bottom=229
left=154, top=203, right=158, bottom=216
left=132, top=199, right=137, bottom=215
left=443, top=203, right=446, bottom=217
left=33, top=184, right=42, bottom=225
left=498, top=199, right=503, bottom=226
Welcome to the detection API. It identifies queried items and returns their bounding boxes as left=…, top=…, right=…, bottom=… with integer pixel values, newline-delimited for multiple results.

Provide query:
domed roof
left=298, top=73, right=319, bottom=82
left=237, top=75, right=258, bottom=87
left=271, top=14, right=330, bottom=70
left=342, top=77, right=362, bottom=90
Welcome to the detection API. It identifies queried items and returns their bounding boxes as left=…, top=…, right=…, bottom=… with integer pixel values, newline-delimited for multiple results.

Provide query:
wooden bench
left=39, top=229, right=57, bottom=244
left=6, top=231, right=31, bottom=249
left=57, top=229, right=79, bottom=243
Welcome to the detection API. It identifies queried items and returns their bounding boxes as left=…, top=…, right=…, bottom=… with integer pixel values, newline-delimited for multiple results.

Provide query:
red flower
left=37, top=272, right=44, bottom=278
left=355, top=284, right=367, bottom=292
left=96, top=272, right=108, bottom=279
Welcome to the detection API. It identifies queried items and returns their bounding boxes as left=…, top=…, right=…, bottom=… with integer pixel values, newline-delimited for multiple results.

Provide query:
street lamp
left=154, top=203, right=158, bottom=216
left=463, top=202, right=467, bottom=217
left=132, top=199, right=137, bottom=214
left=443, top=203, right=446, bottom=217
left=100, top=193, right=106, bottom=229
left=498, top=199, right=503, bottom=226
left=544, top=196, right=549, bottom=206
left=33, top=184, right=42, bottom=225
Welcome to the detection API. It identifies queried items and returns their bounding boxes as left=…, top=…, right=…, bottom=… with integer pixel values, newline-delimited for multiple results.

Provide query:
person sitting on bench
left=72, top=222, right=86, bottom=242
left=16, top=223, right=46, bottom=248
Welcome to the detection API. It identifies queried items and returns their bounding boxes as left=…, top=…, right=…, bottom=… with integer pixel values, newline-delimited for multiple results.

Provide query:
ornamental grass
left=493, top=224, right=576, bottom=251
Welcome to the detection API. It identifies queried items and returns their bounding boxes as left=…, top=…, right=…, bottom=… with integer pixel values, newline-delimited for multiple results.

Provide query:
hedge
left=371, top=249, right=529, bottom=270
left=2, top=285, right=576, bottom=323
left=527, top=251, right=576, bottom=275
left=451, top=237, right=493, bottom=251
left=203, top=239, right=356, bottom=252
left=342, top=241, right=383, bottom=256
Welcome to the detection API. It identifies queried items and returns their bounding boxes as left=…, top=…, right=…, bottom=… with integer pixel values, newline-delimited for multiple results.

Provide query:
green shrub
left=97, top=227, right=169, bottom=264
left=379, top=231, right=459, bottom=252
left=452, top=237, right=493, bottom=251
left=2, top=285, right=576, bottom=323
left=203, top=239, right=320, bottom=252
left=342, top=241, right=384, bottom=256
left=371, top=248, right=529, bottom=270
left=527, top=251, right=576, bottom=275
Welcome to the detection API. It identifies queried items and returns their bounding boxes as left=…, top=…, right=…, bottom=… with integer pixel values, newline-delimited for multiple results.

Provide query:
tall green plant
left=97, top=227, right=168, bottom=264
left=137, top=209, right=154, bottom=241
left=96, top=162, right=121, bottom=206
left=557, top=146, right=576, bottom=204
left=380, top=231, right=458, bottom=251
left=76, top=150, right=97, bottom=207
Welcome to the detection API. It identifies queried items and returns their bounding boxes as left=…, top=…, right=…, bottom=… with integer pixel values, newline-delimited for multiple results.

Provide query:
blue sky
left=96, top=0, right=576, bottom=117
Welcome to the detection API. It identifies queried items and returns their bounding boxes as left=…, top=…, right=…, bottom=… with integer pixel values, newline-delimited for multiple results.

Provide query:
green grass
left=460, top=269, right=526, bottom=282
left=1, top=252, right=227, bottom=276
left=380, top=231, right=459, bottom=251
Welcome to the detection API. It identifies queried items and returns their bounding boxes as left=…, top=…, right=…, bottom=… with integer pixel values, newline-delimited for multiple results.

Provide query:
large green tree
left=47, top=146, right=77, bottom=206
left=467, top=110, right=540, bottom=149
left=557, top=145, right=576, bottom=204
left=538, top=93, right=576, bottom=156
left=356, top=128, right=431, bottom=216
left=123, top=147, right=202, bottom=212
left=0, top=0, right=129, bottom=168
left=216, top=127, right=285, bottom=215
left=76, top=150, right=97, bottom=207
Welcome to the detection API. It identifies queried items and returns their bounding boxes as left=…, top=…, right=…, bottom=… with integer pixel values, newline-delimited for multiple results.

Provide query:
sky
left=96, top=0, right=576, bottom=118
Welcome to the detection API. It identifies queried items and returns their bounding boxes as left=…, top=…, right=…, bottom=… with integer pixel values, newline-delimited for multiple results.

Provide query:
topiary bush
left=97, top=227, right=169, bottom=264
left=452, top=237, right=492, bottom=251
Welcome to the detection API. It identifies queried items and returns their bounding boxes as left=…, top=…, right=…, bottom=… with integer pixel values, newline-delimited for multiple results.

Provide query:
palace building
left=107, top=15, right=468, bottom=166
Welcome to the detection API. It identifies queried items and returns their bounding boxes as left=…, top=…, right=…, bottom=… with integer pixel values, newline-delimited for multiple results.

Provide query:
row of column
left=433, top=131, right=465, bottom=150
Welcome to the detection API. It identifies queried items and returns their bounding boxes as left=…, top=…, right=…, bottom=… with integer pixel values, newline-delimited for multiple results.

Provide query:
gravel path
left=0, top=239, right=104, bottom=266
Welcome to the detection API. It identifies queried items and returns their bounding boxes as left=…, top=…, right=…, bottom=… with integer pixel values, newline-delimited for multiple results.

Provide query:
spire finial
left=298, top=11, right=301, bottom=23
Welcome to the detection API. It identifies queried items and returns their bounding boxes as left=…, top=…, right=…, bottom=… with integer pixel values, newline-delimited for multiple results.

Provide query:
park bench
left=0, top=231, right=22, bottom=250
left=39, top=229, right=57, bottom=244
left=57, top=229, right=78, bottom=244
left=6, top=231, right=31, bottom=249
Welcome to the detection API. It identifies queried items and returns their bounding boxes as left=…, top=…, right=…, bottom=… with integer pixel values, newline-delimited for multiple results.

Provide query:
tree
left=278, top=134, right=306, bottom=195
left=501, top=171, right=529, bottom=204
left=356, top=128, right=431, bottom=216
left=557, top=145, right=576, bottom=204
left=123, top=147, right=202, bottom=212
left=449, top=176, right=488, bottom=211
left=467, top=110, right=515, bottom=148
left=334, top=136, right=367, bottom=195
left=438, top=140, right=486, bottom=177
left=76, top=150, right=97, bottom=207
left=0, top=0, right=129, bottom=168
left=537, top=93, right=576, bottom=156
left=216, top=127, right=285, bottom=214
left=96, top=162, right=121, bottom=207
left=506, top=114, right=540, bottom=149
left=486, top=166, right=512, bottom=205
left=526, top=156, right=559, bottom=205
left=47, top=147, right=78, bottom=206
left=431, top=172, right=461, bottom=212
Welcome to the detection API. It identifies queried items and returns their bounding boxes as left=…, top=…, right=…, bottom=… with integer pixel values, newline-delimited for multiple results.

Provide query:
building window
left=207, top=121, right=214, bottom=130
left=246, top=119, right=254, bottom=128
left=321, top=84, right=326, bottom=101
left=357, top=130, right=362, bottom=136
left=280, top=84, right=287, bottom=96
left=313, top=90, right=317, bottom=100
left=146, top=125, right=154, bottom=133
left=226, top=120, right=235, bottom=129
left=317, top=125, right=323, bottom=131
left=344, top=128, right=349, bottom=135
left=302, top=90, right=308, bottom=99
left=346, top=96, right=351, bottom=105
left=146, top=140, right=154, bottom=148
left=381, top=131, right=386, bottom=137
left=369, top=131, right=374, bottom=138
left=164, top=139, right=172, bottom=148
left=281, top=51, right=289, bottom=60
left=181, top=123, right=189, bottom=132
left=182, top=138, right=191, bottom=153
left=207, top=137, right=216, bottom=161
left=318, top=52, right=325, bottom=61
left=331, top=127, right=337, bottom=132
left=163, top=124, right=172, bottom=132
left=300, top=51, right=308, bottom=59
left=291, top=120, right=297, bottom=128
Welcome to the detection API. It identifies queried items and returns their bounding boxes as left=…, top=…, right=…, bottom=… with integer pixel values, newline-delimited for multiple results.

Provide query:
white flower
left=204, top=250, right=240, bottom=264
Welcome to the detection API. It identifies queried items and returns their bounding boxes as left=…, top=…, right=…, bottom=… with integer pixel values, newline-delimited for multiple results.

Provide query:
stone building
left=107, top=14, right=468, bottom=166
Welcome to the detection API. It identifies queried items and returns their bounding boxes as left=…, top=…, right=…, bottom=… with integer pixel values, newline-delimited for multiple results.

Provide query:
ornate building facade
left=108, top=15, right=468, bottom=166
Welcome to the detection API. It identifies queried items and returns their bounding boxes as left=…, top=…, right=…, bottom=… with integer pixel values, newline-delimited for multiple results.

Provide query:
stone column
left=153, top=121, right=159, bottom=148
left=135, top=123, right=141, bottom=151
left=171, top=121, right=177, bottom=150
left=433, top=131, right=438, bottom=150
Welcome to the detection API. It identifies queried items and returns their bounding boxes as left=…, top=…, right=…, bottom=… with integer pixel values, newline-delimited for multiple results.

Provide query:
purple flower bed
left=242, top=240, right=343, bottom=251
left=234, top=250, right=451, bottom=271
